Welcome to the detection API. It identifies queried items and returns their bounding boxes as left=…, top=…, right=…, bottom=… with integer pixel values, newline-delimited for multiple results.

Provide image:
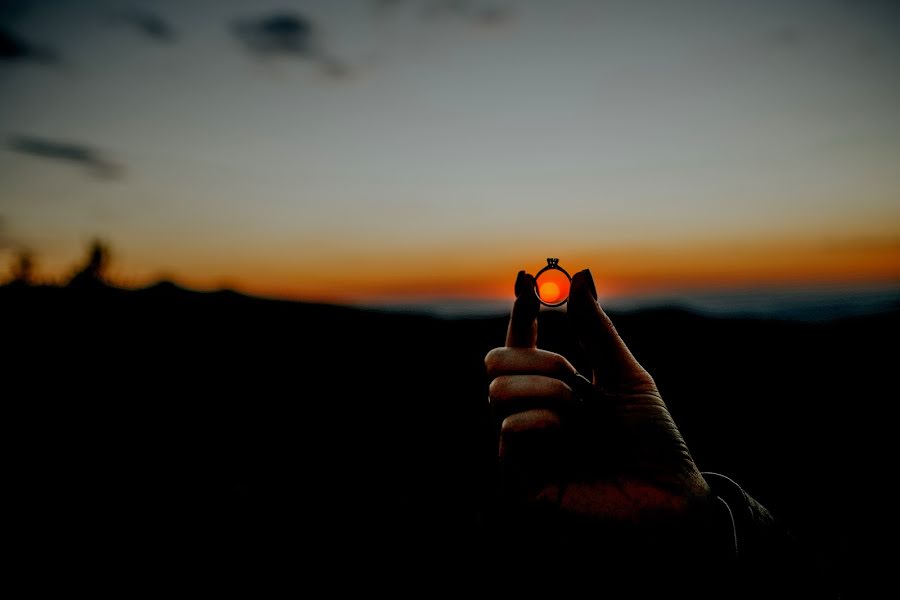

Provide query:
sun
left=539, top=281, right=561, bottom=303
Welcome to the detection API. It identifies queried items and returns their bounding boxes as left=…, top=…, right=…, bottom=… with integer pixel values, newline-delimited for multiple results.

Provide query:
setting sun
left=534, top=266, right=573, bottom=306
left=539, top=281, right=560, bottom=303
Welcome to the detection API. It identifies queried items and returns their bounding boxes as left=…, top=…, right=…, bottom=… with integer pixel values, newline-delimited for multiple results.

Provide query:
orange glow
left=535, top=267, right=572, bottom=305
left=539, top=281, right=561, bottom=303
left=47, top=232, right=900, bottom=303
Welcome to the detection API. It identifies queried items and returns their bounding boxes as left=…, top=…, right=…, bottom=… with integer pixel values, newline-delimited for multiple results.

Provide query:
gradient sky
left=1, top=0, right=899, bottom=303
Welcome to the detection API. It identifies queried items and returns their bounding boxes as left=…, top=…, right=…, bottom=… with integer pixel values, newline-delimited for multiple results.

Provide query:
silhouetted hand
left=485, top=269, right=710, bottom=530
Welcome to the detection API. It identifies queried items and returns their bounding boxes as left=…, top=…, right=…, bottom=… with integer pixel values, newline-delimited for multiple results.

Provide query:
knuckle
left=499, top=415, right=521, bottom=436
left=549, top=353, right=575, bottom=376
left=484, top=347, right=502, bottom=365
left=533, top=349, right=572, bottom=375
left=484, top=347, right=506, bottom=374
left=488, top=375, right=511, bottom=402
left=547, top=378, right=573, bottom=399
left=501, top=409, right=561, bottom=435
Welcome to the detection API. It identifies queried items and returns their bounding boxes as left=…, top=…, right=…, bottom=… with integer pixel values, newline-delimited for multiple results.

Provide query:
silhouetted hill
left=4, top=283, right=896, bottom=592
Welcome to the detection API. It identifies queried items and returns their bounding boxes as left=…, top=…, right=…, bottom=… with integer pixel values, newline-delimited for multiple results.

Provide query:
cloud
left=235, top=13, right=316, bottom=57
left=233, top=12, right=350, bottom=77
left=115, top=10, right=176, bottom=43
left=0, top=27, right=57, bottom=64
left=9, top=135, right=124, bottom=179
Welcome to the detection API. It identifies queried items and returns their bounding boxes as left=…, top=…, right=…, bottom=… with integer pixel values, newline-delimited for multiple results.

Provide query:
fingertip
left=570, top=269, right=598, bottom=302
left=568, top=271, right=597, bottom=324
left=506, top=272, right=539, bottom=348
left=516, top=271, right=541, bottom=317
left=515, top=272, right=539, bottom=312
left=514, top=270, right=526, bottom=298
left=568, top=268, right=644, bottom=383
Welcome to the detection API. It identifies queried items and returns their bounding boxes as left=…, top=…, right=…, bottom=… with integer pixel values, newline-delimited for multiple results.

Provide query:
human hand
left=485, top=269, right=710, bottom=528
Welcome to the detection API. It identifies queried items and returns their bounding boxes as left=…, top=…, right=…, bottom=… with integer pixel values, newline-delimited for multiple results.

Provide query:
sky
left=1, top=0, right=899, bottom=305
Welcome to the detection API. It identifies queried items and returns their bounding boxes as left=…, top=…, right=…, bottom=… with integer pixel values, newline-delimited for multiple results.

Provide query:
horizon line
left=8, top=276, right=897, bottom=320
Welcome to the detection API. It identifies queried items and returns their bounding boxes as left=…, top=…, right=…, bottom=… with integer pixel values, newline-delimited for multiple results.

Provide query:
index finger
left=505, top=271, right=540, bottom=348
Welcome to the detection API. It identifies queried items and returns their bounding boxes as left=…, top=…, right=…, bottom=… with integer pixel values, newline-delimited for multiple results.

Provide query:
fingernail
left=514, top=270, right=526, bottom=298
left=585, top=269, right=598, bottom=300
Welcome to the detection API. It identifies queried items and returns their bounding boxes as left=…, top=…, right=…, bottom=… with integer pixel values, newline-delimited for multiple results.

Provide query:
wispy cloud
left=0, top=27, right=57, bottom=64
left=233, top=12, right=351, bottom=78
left=9, top=135, right=123, bottom=179
left=115, top=9, right=177, bottom=43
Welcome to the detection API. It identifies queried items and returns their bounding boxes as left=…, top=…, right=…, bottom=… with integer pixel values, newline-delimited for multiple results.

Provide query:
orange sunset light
left=540, top=281, right=560, bottom=303
left=143, top=234, right=900, bottom=304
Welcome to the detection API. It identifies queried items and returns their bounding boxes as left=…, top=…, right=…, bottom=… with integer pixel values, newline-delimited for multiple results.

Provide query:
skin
left=485, top=269, right=711, bottom=527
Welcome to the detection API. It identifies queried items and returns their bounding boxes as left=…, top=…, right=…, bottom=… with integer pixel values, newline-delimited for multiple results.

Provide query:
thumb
left=568, top=269, right=649, bottom=388
left=505, top=270, right=540, bottom=348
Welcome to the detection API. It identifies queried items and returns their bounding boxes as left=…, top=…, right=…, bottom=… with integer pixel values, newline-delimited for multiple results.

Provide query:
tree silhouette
left=10, top=250, right=34, bottom=285
left=68, top=239, right=112, bottom=289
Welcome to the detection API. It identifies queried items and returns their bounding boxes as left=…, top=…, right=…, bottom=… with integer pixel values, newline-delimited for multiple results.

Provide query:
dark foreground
left=4, top=282, right=897, bottom=593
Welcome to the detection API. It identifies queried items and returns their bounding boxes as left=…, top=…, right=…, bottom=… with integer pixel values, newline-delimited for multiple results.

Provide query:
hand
left=485, top=269, right=710, bottom=528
